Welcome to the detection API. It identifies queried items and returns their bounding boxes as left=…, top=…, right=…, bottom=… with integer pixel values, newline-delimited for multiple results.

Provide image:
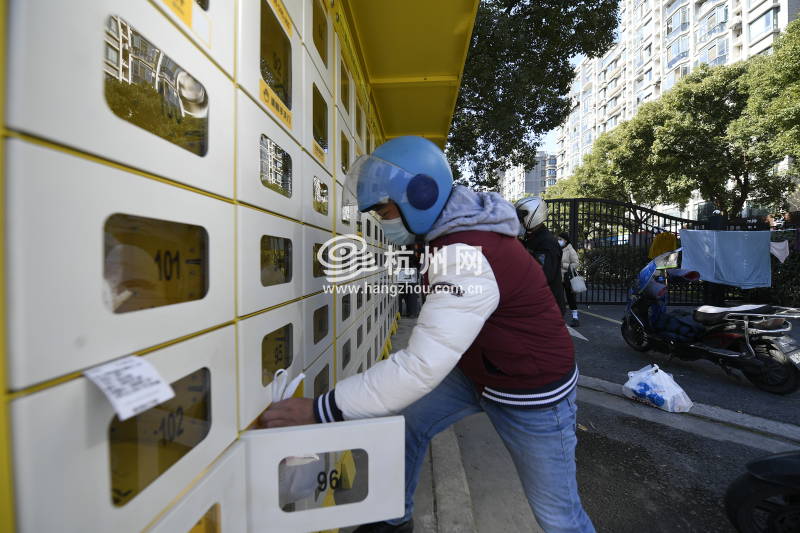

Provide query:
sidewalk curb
left=578, top=375, right=800, bottom=445
left=430, top=427, right=478, bottom=533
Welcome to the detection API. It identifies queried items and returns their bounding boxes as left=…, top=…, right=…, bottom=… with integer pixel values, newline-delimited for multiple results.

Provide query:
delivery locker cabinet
left=303, top=225, right=334, bottom=296
left=305, top=345, right=333, bottom=401
left=303, top=0, right=334, bottom=95
left=335, top=34, right=355, bottom=132
left=353, top=278, right=367, bottom=318
left=303, top=292, right=334, bottom=369
left=304, top=49, right=335, bottom=175
left=237, top=204, right=303, bottom=316
left=151, top=0, right=235, bottom=77
left=336, top=107, right=355, bottom=184
left=302, top=151, right=335, bottom=230
left=237, top=300, right=303, bottom=430
left=242, top=417, right=404, bottom=533
left=149, top=442, right=247, bottom=533
left=236, top=89, right=304, bottom=221
left=238, top=0, right=305, bottom=144
left=11, top=325, right=237, bottom=533
left=336, top=280, right=358, bottom=334
left=335, top=322, right=360, bottom=382
left=5, top=140, right=234, bottom=390
left=7, top=0, right=235, bottom=198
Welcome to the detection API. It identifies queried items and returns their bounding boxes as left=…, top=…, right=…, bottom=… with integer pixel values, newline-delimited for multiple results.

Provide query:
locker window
left=342, top=294, right=351, bottom=321
left=340, top=132, right=350, bottom=174
left=373, top=308, right=378, bottom=324
left=279, top=449, right=368, bottom=510
left=109, top=367, right=211, bottom=506
left=340, top=195, right=352, bottom=226
left=259, top=134, right=293, bottom=197
left=367, top=316, right=372, bottom=334
left=357, top=363, right=363, bottom=373
left=357, top=325, right=363, bottom=348
left=104, top=213, right=209, bottom=313
left=356, top=288, right=363, bottom=309
left=340, top=60, right=350, bottom=113
left=191, top=504, right=219, bottom=533
left=367, top=349, right=372, bottom=366
left=262, top=324, right=294, bottom=386
left=313, top=243, right=327, bottom=278
left=260, top=0, right=292, bottom=108
left=195, top=0, right=210, bottom=10
left=261, top=235, right=293, bottom=286
left=366, top=286, right=371, bottom=302
left=312, top=0, right=328, bottom=67
left=104, top=16, right=209, bottom=156
left=374, top=337, right=379, bottom=359
left=312, top=84, right=328, bottom=151
left=366, top=219, right=371, bottom=239
left=313, top=305, right=329, bottom=344
left=356, top=105, right=364, bottom=140
left=342, top=339, right=351, bottom=369
left=313, top=176, right=329, bottom=215
left=314, top=364, right=330, bottom=396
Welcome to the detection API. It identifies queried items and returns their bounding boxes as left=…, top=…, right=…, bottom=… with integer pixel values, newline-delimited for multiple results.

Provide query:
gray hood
left=425, top=185, right=520, bottom=241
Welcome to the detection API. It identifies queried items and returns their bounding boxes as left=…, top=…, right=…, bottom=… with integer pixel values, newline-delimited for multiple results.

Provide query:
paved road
left=573, top=305, right=800, bottom=426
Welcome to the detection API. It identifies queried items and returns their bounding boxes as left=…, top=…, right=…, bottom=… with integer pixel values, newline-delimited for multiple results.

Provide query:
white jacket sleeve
left=313, top=243, right=500, bottom=422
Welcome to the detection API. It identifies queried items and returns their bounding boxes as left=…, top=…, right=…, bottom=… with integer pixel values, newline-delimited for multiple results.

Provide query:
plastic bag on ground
left=622, top=364, right=693, bottom=413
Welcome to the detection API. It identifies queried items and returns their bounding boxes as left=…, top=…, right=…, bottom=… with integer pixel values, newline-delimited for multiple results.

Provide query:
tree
left=446, top=0, right=620, bottom=188
left=651, top=63, right=793, bottom=217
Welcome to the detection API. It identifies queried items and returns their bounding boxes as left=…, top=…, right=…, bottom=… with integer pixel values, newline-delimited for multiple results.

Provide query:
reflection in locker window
left=356, top=105, right=364, bottom=140
left=262, top=324, right=293, bottom=386
left=341, top=193, right=353, bottom=226
left=314, top=364, right=330, bottom=396
left=312, top=84, right=328, bottom=151
left=313, top=177, right=329, bottom=215
left=342, top=339, right=351, bottom=369
left=357, top=325, right=363, bottom=348
left=260, top=0, right=292, bottom=108
left=342, top=294, right=351, bottom=321
left=312, top=0, right=329, bottom=66
left=104, top=213, right=209, bottom=313
left=189, top=503, right=219, bottom=533
left=313, top=243, right=327, bottom=278
left=260, top=235, right=293, bottom=286
left=340, top=132, right=350, bottom=174
left=104, top=16, right=209, bottom=156
left=109, top=368, right=211, bottom=506
left=313, top=305, right=329, bottom=344
left=260, top=134, right=293, bottom=197
left=340, top=60, right=350, bottom=113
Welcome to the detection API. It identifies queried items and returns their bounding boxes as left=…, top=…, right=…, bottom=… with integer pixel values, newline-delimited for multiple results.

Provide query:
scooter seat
left=694, top=304, right=773, bottom=325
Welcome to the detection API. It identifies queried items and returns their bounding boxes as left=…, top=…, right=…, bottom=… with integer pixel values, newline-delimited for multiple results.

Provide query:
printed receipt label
left=84, top=356, right=176, bottom=421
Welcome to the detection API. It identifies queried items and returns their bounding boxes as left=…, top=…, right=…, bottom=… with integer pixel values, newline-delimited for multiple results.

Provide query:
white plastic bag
left=269, top=370, right=324, bottom=505
left=622, top=364, right=693, bottom=413
left=568, top=265, right=587, bottom=293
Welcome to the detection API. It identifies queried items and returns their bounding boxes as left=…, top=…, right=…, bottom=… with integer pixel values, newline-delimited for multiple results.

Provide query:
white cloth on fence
left=770, top=240, right=791, bottom=263
left=680, top=230, right=771, bottom=289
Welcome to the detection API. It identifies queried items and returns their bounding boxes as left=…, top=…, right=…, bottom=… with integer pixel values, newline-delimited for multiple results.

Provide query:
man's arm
left=315, top=243, right=500, bottom=422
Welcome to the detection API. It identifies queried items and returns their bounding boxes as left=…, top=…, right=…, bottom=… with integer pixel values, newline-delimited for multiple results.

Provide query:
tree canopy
left=446, top=0, right=620, bottom=188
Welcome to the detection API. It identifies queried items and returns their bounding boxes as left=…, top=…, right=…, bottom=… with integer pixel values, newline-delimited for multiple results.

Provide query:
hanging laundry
left=770, top=240, right=791, bottom=263
left=649, top=232, right=678, bottom=259
left=680, top=230, right=772, bottom=289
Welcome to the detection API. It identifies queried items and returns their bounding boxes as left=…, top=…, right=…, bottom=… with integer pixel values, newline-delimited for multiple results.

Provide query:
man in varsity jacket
left=262, top=136, right=595, bottom=533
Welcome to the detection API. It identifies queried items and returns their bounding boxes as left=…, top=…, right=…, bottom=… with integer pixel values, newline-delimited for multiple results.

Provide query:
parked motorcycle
left=620, top=250, right=800, bottom=395
left=724, top=451, right=800, bottom=532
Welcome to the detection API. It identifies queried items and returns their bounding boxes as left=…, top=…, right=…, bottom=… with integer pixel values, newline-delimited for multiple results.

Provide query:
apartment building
left=555, top=0, right=798, bottom=188
left=497, top=151, right=558, bottom=201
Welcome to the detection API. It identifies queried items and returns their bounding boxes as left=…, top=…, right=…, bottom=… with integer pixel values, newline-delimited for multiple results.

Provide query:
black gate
left=545, top=198, right=705, bottom=305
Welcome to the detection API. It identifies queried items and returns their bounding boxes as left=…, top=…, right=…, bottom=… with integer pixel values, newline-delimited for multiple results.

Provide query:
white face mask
left=381, top=217, right=416, bottom=246
left=558, top=239, right=566, bottom=246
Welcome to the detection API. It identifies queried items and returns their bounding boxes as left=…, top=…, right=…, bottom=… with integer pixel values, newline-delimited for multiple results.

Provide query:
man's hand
left=259, top=398, right=316, bottom=428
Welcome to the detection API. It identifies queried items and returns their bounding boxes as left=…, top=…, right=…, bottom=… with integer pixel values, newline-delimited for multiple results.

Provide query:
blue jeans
left=390, top=367, right=595, bottom=533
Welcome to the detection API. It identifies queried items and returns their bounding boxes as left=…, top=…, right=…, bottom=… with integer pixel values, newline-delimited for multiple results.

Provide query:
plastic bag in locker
left=271, top=369, right=324, bottom=505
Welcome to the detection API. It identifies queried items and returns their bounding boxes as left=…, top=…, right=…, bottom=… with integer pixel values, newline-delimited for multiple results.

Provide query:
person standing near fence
left=559, top=232, right=580, bottom=327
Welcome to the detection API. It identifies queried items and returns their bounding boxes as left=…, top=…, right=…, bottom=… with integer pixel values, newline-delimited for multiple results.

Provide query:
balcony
left=667, top=50, right=689, bottom=69
left=666, top=22, right=690, bottom=41
left=698, top=21, right=727, bottom=44
left=666, top=0, right=688, bottom=16
left=710, top=54, right=727, bottom=66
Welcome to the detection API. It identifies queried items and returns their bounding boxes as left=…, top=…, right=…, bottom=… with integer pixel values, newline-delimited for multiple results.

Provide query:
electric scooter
left=620, top=250, right=800, bottom=395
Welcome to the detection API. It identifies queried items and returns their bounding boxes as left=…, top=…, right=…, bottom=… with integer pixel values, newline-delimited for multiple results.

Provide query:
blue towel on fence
left=680, top=230, right=771, bottom=289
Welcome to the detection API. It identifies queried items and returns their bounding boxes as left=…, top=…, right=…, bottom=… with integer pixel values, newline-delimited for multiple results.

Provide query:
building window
left=667, top=35, right=690, bottom=68
left=749, top=8, right=778, bottom=42
left=260, top=134, right=292, bottom=197
left=698, top=5, right=728, bottom=44
left=666, top=7, right=689, bottom=39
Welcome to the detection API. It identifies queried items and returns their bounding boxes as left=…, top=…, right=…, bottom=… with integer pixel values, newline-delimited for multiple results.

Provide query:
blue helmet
left=343, top=136, right=453, bottom=235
